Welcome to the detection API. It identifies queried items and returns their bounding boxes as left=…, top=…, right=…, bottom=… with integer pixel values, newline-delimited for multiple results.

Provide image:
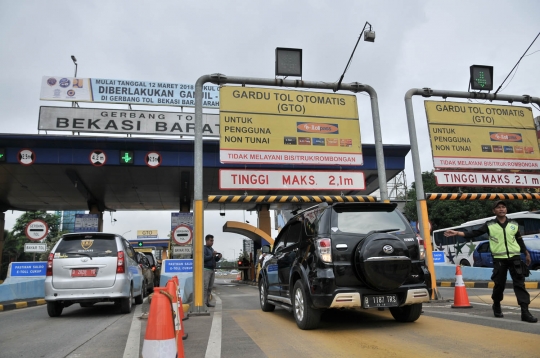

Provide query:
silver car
left=44, top=233, right=144, bottom=317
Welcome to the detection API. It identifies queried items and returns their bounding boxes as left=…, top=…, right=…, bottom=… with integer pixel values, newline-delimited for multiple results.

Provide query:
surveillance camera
left=220, top=212, right=225, bottom=217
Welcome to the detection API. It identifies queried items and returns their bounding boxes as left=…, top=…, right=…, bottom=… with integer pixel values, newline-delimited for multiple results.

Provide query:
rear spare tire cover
left=354, top=233, right=411, bottom=291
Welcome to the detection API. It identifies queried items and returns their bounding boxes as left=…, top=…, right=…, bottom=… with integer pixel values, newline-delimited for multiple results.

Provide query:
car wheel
left=259, top=278, right=275, bottom=312
left=134, top=283, right=144, bottom=305
left=120, top=286, right=133, bottom=313
left=460, top=260, right=471, bottom=267
left=293, top=280, right=321, bottom=330
left=390, top=303, right=422, bottom=322
left=80, top=303, right=94, bottom=308
left=47, top=301, right=63, bottom=317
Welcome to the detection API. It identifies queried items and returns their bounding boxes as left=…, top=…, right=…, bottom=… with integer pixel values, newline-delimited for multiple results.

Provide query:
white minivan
left=44, top=233, right=144, bottom=317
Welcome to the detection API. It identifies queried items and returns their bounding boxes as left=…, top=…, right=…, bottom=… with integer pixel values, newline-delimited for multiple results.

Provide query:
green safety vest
left=487, top=219, right=521, bottom=259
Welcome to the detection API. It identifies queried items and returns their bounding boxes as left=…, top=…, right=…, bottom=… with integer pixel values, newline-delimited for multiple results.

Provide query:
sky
left=1, top=1, right=539, bottom=258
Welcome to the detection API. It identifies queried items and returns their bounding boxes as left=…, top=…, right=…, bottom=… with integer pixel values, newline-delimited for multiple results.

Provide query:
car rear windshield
left=336, top=210, right=411, bottom=234
left=55, top=235, right=118, bottom=258
left=143, top=253, right=156, bottom=266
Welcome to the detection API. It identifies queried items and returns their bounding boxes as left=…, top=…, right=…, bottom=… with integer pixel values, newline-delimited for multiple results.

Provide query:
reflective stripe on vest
left=488, top=220, right=521, bottom=258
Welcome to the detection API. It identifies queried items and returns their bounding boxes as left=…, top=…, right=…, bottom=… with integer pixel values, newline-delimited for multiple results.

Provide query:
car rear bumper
left=44, top=276, right=131, bottom=302
left=311, top=286, right=430, bottom=309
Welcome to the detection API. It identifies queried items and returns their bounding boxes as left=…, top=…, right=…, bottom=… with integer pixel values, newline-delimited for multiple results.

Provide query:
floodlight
left=364, top=31, right=376, bottom=42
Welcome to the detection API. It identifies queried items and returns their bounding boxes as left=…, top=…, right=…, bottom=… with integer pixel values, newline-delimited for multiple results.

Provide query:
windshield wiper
left=365, top=229, right=399, bottom=236
left=66, top=252, right=93, bottom=260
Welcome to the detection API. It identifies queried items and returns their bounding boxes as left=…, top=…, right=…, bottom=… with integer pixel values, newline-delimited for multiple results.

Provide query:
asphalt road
left=0, top=301, right=137, bottom=358
left=2, top=280, right=539, bottom=357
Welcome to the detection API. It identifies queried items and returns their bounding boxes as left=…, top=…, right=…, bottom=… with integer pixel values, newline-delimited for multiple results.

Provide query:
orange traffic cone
left=165, top=280, right=188, bottom=343
left=236, top=272, right=241, bottom=281
left=141, top=290, right=179, bottom=358
left=451, top=265, right=472, bottom=308
left=171, top=276, right=188, bottom=321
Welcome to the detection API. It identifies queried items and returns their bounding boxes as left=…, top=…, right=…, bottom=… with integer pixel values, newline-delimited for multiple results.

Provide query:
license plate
left=71, top=269, right=97, bottom=277
left=363, top=294, right=398, bottom=308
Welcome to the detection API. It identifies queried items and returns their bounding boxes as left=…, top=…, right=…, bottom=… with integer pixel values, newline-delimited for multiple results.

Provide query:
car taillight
left=416, top=235, right=426, bottom=260
left=316, top=238, right=332, bottom=263
left=117, top=251, right=126, bottom=273
left=46, top=252, right=54, bottom=276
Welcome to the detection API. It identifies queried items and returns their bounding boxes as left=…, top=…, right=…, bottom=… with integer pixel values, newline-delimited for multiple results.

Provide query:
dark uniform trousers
left=491, top=255, right=530, bottom=306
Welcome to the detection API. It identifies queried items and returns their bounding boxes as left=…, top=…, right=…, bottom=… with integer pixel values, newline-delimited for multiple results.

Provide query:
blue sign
left=164, top=259, right=193, bottom=273
left=432, top=251, right=446, bottom=264
left=10, top=262, right=47, bottom=276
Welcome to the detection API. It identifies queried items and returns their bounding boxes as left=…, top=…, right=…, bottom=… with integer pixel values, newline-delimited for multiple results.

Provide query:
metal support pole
left=192, top=74, right=390, bottom=313
left=404, top=88, right=540, bottom=300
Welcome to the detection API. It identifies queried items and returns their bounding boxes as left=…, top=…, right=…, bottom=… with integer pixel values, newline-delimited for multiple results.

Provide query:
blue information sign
left=164, top=259, right=193, bottom=273
left=432, top=251, right=446, bottom=264
left=10, top=262, right=47, bottom=276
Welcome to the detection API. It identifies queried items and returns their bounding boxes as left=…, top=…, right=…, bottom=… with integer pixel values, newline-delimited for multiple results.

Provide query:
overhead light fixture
left=364, top=30, right=375, bottom=42
left=220, top=204, right=226, bottom=217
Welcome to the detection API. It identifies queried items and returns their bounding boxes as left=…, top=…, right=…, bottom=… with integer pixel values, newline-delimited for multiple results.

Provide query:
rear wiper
left=66, top=252, right=93, bottom=260
left=365, top=229, right=399, bottom=236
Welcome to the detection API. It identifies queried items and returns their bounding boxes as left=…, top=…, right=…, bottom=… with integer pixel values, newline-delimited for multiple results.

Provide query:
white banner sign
left=173, top=246, right=192, bottom=255
left=39, top=107, right=219, bottom=137
left=435, top=171, right=540, bottom=187
left=219, top=169, right=365, bottom=190
left=40, top=76, right=220, bottom=108
left=24, top=243, right=47, bottom=253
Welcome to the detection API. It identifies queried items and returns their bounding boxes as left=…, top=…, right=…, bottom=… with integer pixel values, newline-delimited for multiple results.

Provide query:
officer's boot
left=520, top=304, right=538, bottom=323
left=492, top=302, right=504, bottom=318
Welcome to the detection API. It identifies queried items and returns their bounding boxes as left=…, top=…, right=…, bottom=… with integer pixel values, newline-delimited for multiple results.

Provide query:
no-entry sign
left=172, top=224, right=192, bottom=245
left=25, top=219, right=49, bottom=241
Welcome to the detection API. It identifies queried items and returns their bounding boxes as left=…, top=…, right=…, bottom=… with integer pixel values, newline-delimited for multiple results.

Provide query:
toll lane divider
left=0, top=298, right=46, bottom=311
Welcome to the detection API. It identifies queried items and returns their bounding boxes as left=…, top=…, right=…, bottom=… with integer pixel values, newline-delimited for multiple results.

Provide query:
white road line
left=205, top=294, right=222, bottom=358
left=123, top=302, right=143, bottom=358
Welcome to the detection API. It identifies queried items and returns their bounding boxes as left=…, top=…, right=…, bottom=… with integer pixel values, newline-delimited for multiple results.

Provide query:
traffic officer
left=444, top=200, right=537, bottom=323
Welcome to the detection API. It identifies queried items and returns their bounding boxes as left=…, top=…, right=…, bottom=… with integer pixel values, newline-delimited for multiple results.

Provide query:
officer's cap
left=492, top=200, right=507, bottom=209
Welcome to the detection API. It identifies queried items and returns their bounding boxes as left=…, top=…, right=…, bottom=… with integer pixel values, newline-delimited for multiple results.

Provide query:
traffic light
left=119, top=150, right=134, bottom=165
left=0, top=148, right=5, bottom=162
left=470, top=65, right=493, bottom=91
left=137, top=241, right=144, bottom=247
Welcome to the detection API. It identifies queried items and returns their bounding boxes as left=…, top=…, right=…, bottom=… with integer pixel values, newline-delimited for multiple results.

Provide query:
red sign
left=25, top=219, right=49, bottom=241
left=172, top=224, right=192, bottom=245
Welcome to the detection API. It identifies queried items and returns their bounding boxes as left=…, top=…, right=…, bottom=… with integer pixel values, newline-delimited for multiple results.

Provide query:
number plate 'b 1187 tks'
left=363, top=294, right=398, bottom=308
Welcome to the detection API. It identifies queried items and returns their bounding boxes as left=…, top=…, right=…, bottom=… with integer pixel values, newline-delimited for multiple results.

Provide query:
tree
left=1, top=211, right=63, bottom=280
left=404, top=171, right=533, bottom=231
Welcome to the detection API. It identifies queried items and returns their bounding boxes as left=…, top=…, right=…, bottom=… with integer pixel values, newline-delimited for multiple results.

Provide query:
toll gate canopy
left=0, top=134, right=409, bottom=212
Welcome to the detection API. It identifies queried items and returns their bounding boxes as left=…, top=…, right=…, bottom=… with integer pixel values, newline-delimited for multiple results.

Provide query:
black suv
left=258, top=202, right=431, bottom=330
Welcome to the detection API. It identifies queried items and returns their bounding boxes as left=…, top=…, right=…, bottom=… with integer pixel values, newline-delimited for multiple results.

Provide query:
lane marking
left=123, top=300, right=143, bottom=358
left=205, top=294, right=222, bottom=358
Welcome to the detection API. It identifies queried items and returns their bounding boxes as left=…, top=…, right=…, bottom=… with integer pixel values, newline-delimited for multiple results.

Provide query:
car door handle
left=336, top=244, right=348, bottom=250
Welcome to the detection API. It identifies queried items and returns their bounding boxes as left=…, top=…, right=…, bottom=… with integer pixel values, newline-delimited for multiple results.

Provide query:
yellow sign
left=425, top=101, right=540, bottom=170
left=219, top=86, right=362, bottom=166
left=137, top=230, right=158, bottom=238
